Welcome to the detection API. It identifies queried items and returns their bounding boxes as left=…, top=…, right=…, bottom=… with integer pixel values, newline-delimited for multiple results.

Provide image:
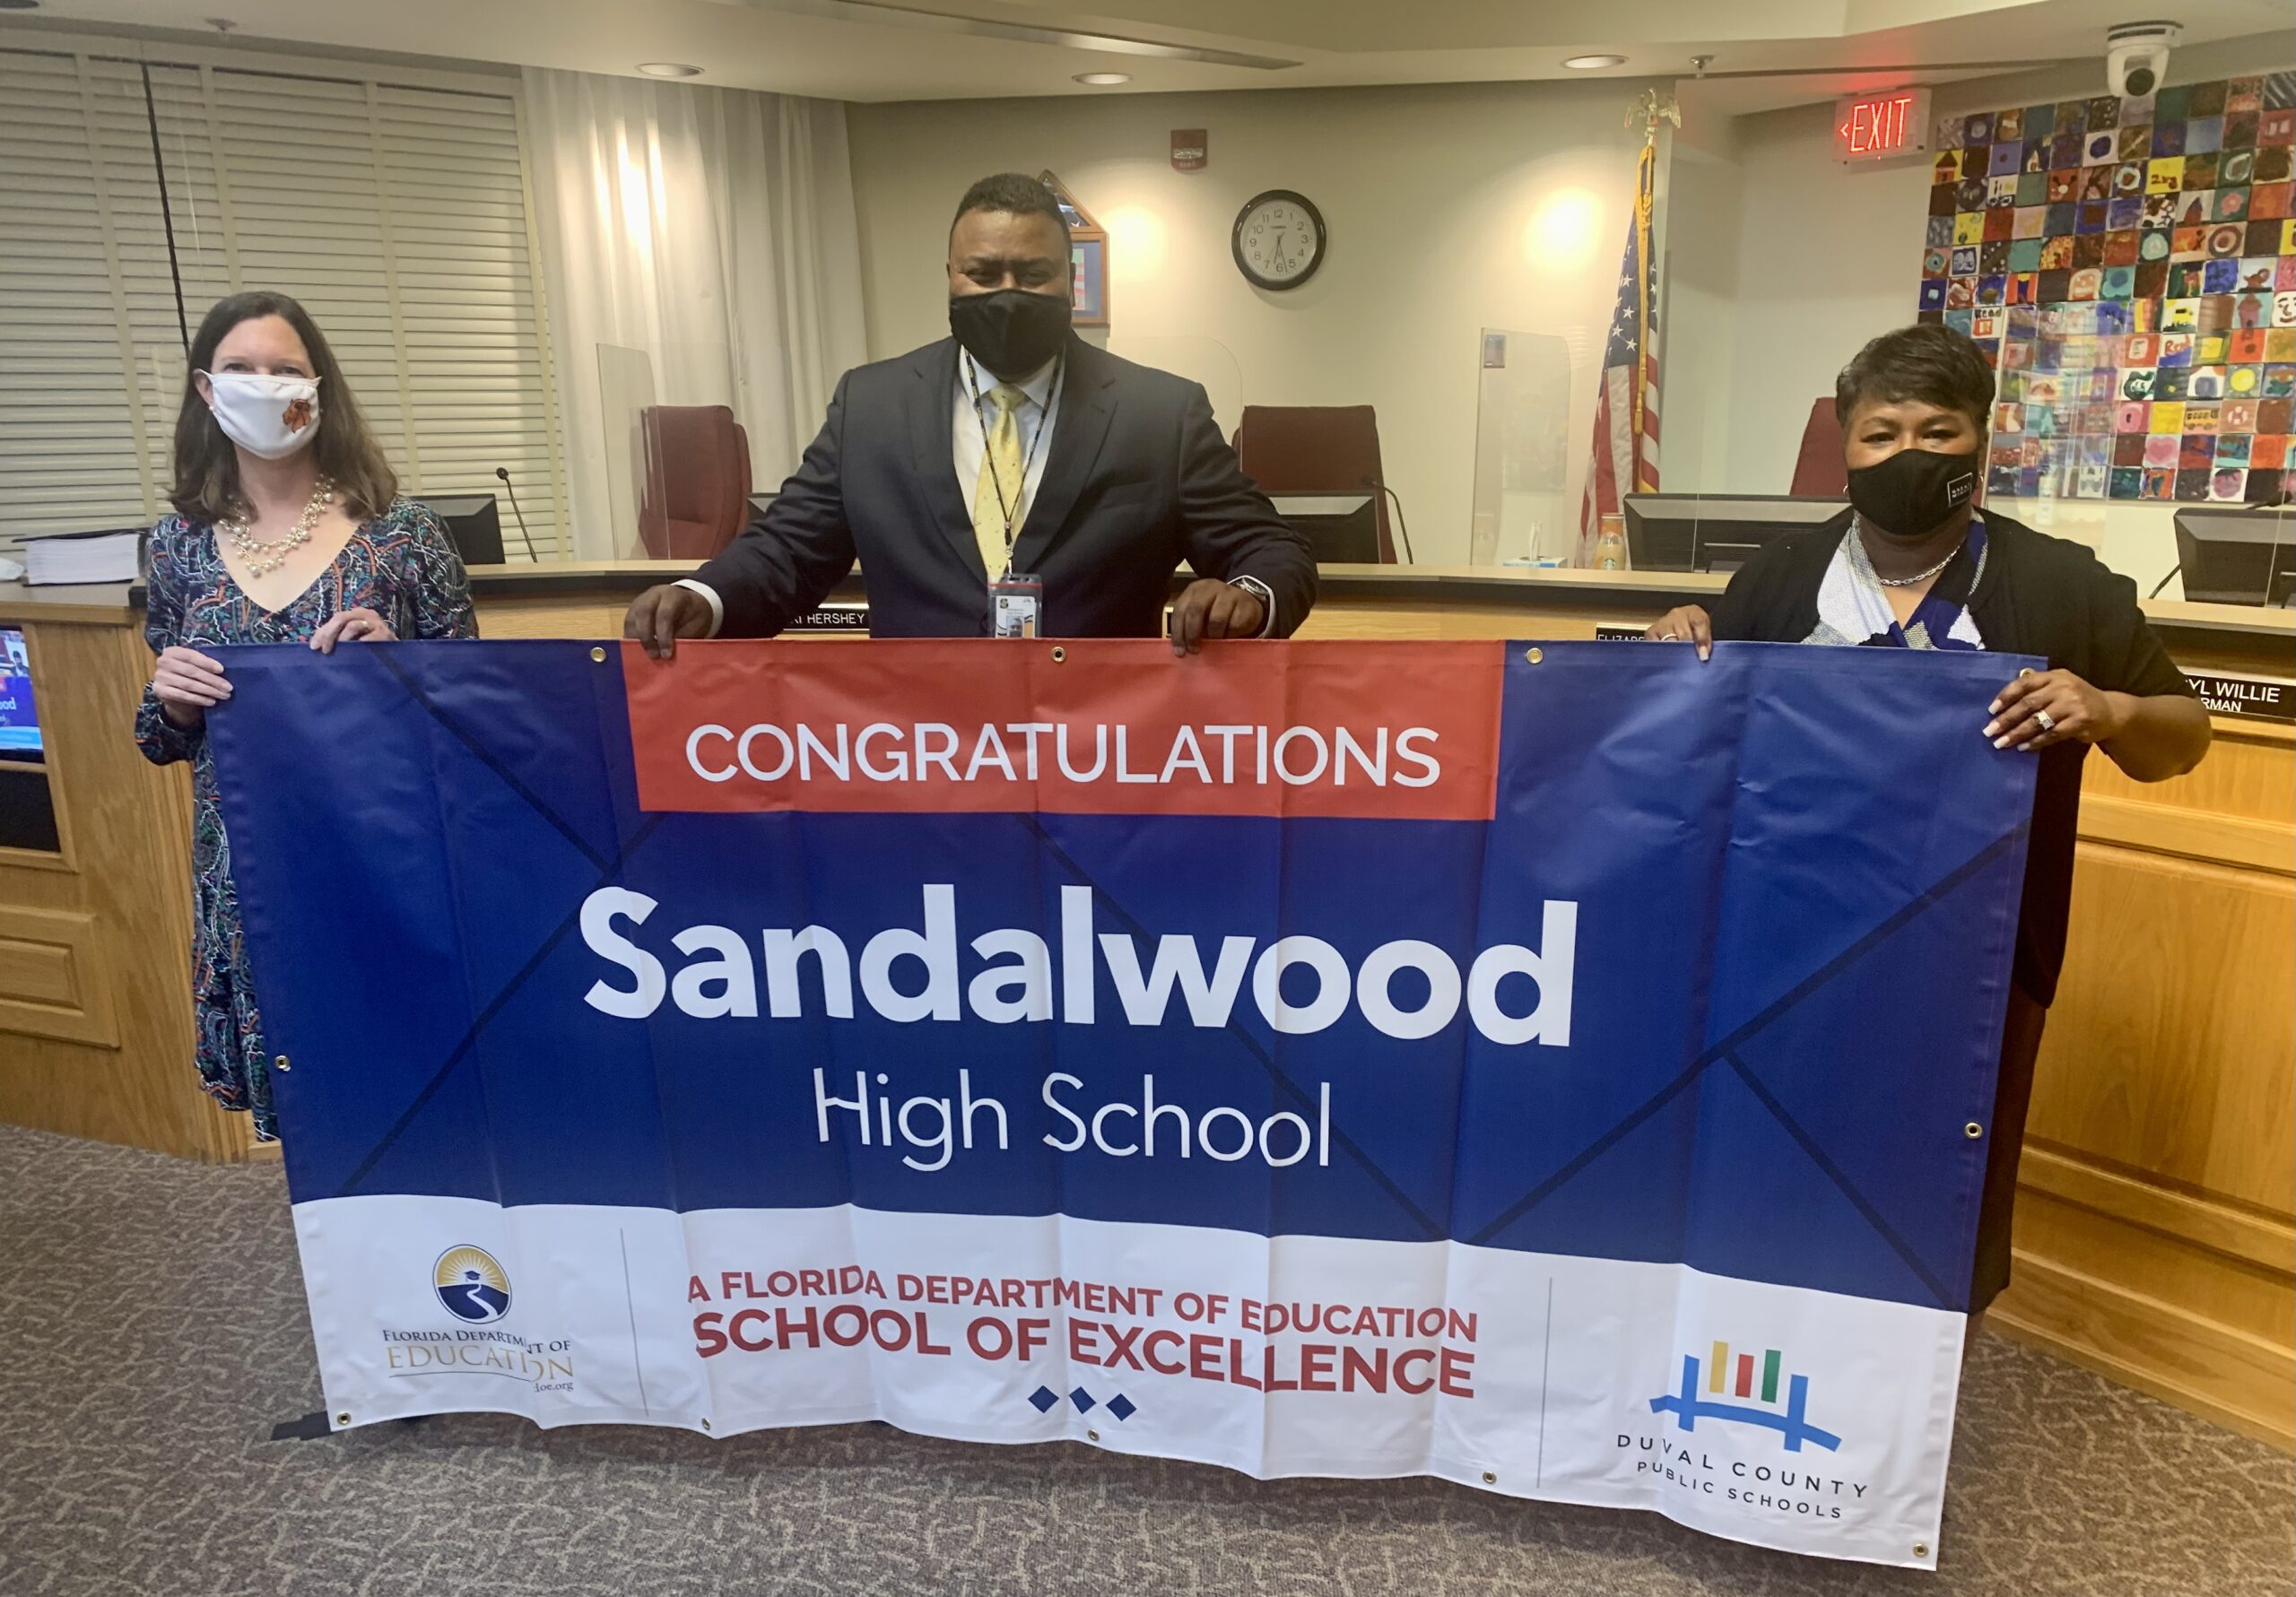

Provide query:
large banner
left=209, top=638, right=2036, bottom=1570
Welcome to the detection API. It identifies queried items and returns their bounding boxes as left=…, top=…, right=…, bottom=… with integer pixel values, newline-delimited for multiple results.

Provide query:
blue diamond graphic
left=1027, top=1385, right=1059, bottom=1412
left=1069, top=1386, right=1097, bottom=1413
left=1107, top=1393, right=1136, bottom=1421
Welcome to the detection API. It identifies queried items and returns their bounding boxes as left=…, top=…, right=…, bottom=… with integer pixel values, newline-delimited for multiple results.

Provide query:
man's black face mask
left=950, top=287, right=1071, bottom=380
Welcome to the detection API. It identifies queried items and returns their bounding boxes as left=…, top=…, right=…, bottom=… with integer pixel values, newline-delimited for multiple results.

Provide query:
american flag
left=1577, top=138, right=1662, bottom=564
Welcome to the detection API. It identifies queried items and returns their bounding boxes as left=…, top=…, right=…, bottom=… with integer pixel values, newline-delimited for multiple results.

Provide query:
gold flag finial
left=1626, top=88, right=1682, bottom=143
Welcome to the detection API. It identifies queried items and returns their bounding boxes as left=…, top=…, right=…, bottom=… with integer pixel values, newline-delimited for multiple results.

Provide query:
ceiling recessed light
left=1562, top=54, right=1628, bottom=70
left=1074, top=72, right=1131, bottom=86
left=637, top=63, right=703, bottom=78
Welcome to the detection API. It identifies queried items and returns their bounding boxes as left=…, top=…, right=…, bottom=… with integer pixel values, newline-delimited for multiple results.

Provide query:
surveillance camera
left=2106, top=20, right=2180, bottom=100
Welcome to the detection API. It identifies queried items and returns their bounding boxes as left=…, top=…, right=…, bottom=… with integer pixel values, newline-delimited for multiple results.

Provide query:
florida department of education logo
left=432, top=1245, right=512, bottom=1324
left=1650, top=1340, right=1840, bottom=1453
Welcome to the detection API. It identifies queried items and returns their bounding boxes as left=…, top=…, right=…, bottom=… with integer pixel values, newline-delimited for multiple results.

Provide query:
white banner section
left=295, top=1199, right=1963, bottom=1568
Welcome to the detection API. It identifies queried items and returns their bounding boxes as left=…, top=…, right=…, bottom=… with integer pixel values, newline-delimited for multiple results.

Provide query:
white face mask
left=200, top=371, right=323, bottom=460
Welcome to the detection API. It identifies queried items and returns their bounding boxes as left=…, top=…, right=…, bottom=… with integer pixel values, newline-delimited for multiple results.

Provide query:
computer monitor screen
left=0, top=628, right=39, bottom=760
left=1622, top=494, right=1851, bottom=573
left=2172, top=506, right=2295, bottom=607
left=419, top=494, right=505, bottom=566
left=1271, top=493, right=1380, bottom=563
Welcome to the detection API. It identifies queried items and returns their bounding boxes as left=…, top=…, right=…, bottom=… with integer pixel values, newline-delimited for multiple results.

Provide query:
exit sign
left=1833, top=86, right=1931, bottom=162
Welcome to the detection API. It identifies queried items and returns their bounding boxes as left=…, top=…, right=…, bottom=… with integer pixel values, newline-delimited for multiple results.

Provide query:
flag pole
left=1626, top=89, right=1680, bottom=497
left=1576, top=88, right=1681, bottom=567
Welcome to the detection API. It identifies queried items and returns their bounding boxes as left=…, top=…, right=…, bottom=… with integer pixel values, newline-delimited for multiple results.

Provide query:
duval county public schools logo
left=432, top=1245, right=512, bottom=1324
left=1650, top=1340, right=1840, bottom=1453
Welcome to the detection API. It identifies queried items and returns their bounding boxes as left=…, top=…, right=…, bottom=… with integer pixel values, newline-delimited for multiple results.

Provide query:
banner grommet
left=1525, top=647, right=1544, bottom=664
left=1087, top=1428, right=1100, bottom=1442
left=589, top=647, right=607, bottom=663
left=1050, top=646, right=1067, bottom=663
left=335, top=1411, right=351, bottom=1426
left=1964, top=1122, right=1984, bottom=1138
left=273, top=1054, right=291, bottom=1072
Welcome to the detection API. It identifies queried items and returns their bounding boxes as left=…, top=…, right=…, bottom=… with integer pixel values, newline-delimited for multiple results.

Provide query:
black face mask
left=949, top=287, right=1071, bottom=380
left=1847, top=445, right=1979, bottom=540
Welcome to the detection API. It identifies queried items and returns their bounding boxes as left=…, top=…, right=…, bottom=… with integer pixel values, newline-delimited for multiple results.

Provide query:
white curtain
left=522, top=67, right=868, bottom=558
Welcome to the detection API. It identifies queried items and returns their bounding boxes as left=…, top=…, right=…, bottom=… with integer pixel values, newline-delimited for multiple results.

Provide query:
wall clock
left=1232, top=189, right=1326, bottom=290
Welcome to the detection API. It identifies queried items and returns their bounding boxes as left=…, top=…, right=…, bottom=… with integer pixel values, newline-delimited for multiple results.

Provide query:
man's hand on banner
left=626, top=585, right=716, bottom=661
left=309, top=608, right=396, bottom=655
left=1169, top=578, right=1265, bottom=656
left=1646, top=605, right=1713, bottom=661
left=151, top=645, right=230, bottom=727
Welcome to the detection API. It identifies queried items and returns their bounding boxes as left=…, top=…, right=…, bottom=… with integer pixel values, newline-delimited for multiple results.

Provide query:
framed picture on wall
left=1041, top=170, right=1110, bottom=327
left=1071, top=237, right=1109, bottom=322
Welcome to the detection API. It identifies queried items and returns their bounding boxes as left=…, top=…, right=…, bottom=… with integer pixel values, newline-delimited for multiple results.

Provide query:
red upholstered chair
left=638, top=404, right=753, bottom=560
left=1231, top=405, right=1396, bottom=562
left=1790, top=398, right=1848, bottom=497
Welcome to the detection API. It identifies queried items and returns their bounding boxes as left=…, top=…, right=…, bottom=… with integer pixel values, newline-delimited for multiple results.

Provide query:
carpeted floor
left=0, top=1124, right=2287, bottom=1597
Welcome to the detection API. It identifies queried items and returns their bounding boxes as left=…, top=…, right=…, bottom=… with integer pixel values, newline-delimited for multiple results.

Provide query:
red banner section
left=622, top=639, right=1504, bottom=820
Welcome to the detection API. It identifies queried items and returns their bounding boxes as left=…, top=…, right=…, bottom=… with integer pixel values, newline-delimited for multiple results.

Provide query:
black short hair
left=1833, top=324, right=1997, bottom=430
left=951, top=172, right=1071, bottom=246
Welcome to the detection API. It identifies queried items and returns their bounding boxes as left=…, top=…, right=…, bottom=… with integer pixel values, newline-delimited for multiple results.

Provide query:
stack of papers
left=22, top=528, right=142, bottom=586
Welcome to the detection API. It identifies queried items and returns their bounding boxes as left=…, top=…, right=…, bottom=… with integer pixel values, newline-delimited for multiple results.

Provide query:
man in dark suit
left=625, top=172, right=1316, bottom=655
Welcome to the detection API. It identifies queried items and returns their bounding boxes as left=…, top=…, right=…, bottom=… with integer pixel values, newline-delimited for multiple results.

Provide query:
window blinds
left=0, top=46, right=566, bottom=560
left=0, top=52, right=170, bottom=553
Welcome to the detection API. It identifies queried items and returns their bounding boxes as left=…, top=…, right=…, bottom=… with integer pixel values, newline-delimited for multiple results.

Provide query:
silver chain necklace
left=1857, top=522, right=1960, bottom=587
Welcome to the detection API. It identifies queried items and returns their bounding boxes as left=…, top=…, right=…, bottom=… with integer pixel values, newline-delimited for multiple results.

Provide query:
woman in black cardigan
left=1644, top=324, right=2211, bottom=1321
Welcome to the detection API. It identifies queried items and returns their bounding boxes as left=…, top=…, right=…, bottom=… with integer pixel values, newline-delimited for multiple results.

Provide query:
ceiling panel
left=7, top=0, right=2290, bottom=108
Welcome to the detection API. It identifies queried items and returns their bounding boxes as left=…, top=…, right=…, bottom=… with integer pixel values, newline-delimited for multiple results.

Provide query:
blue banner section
left=207, top=640, right=2035, bottom=1312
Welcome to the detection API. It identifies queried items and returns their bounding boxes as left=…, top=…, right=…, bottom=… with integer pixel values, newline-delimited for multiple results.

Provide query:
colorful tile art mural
left=1918, top=74, right=2296, bottom=502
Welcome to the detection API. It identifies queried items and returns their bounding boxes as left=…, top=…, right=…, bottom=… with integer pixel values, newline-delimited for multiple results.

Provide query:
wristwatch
left=1229, top=575, right=1276, bottom=637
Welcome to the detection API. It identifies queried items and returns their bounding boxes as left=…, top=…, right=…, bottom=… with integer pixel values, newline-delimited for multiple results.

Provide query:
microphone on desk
left=2147, top=564, right=2180, bottom=600
left=1361, top=476, right=1416, bottom=564
left=495, top=466, right=540, bottom=563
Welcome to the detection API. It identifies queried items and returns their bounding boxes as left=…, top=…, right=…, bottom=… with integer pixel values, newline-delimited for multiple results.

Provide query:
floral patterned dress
left=135, top=497, right=478, bottom=1140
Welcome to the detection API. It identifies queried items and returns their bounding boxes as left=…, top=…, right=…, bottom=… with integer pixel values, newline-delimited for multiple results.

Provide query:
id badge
left=990, top=573, right=1043, bottom=638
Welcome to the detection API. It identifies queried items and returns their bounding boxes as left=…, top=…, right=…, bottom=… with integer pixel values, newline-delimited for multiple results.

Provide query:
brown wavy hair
left=170, top=291, right=396, bottom=524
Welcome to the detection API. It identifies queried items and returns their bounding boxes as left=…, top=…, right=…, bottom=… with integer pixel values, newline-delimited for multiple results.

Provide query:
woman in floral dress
left=136, top=291, right=478, bottom=1141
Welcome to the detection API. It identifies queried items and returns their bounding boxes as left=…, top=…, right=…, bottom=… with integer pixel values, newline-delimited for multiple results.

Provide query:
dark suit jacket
left=690, top=334, right=1317, bottom=638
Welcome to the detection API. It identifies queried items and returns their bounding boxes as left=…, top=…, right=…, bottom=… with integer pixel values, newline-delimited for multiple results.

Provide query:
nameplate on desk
left=2184, top=670, right=2296, bottom=725
left=785, top=603, right=868, bottom=633
left=1593, top=623, right=1648, bottom=641
left=1271, top=494, right=1372, bottom=516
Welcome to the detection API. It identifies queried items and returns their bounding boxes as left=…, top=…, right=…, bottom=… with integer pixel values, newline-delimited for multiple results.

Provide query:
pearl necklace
left=222, top=474, right=335, bottom=580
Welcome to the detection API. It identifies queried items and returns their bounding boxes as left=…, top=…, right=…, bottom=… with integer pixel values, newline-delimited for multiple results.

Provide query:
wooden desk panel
left=1998, top=712, right=2296, bottom=1448
left=477, top=597, right=631, bottom=642
left=0, top=603, right=244, bottom=1160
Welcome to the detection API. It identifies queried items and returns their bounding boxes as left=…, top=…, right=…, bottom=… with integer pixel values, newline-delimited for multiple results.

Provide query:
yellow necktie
left=971, top=384, right=1026, bottom=578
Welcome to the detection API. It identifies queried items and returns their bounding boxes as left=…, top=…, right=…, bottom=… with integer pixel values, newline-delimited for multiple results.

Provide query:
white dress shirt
left=955, top=352, right=1062, bottom=560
